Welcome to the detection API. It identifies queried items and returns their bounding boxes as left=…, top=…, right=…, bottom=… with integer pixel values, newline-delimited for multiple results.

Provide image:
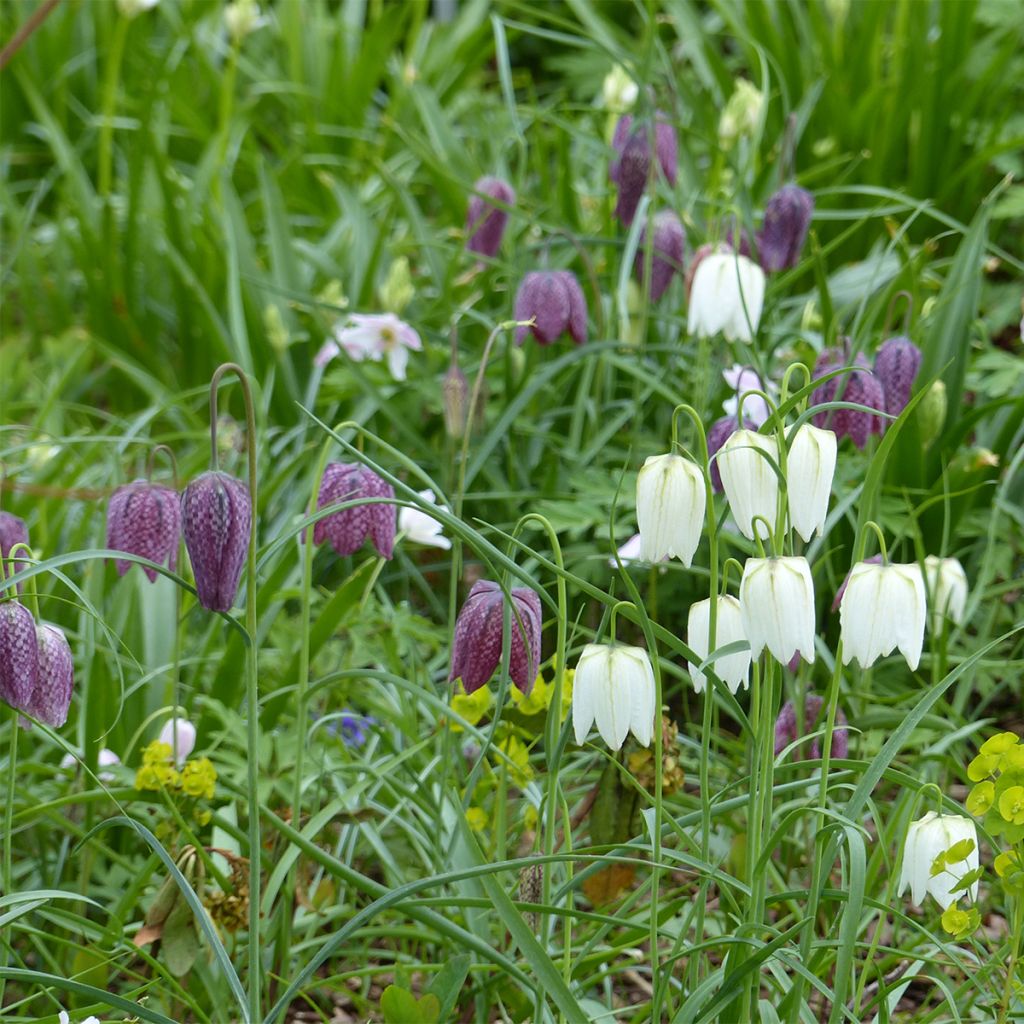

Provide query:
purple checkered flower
left=466, top=176, right=515, bottom=259
left=449, top=580, right=542, bottom=695
left=514, top=271, right=587, bottom=346
left=634, top=210, right=686, bottom=302
left=181, top=471, right=252, bottom=612
left=106, top=480, right=181, bottom=582
left=811, top=348, right=887, bottom=449
left=774, top=694, right=848, bottom=760
left=874, top=336, right=922, bottom=417
left=757, top=184, right=814, bottom=272
left=0, top=511, right=29, bottom=592
left=609, top=115, right=678, bottom=226
left=314, top=463, right=396, bottom=560
left=22, top=624, right=74, bottom=728
left=0, top=601, right=39, bottom=713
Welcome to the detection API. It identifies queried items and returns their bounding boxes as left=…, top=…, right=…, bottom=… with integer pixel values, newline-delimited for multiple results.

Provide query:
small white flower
left=687, top=250, right=765, bottom=342
left=924, top=556, right=968, bottom=634
left=398, top=490, right=451, bottom=550
left=117, top=0, right=159, bottom=17
left=717, top=429, right=779, bottom=541
left=60, top=748, right=121, bottom=782
left=224, top=0, right=268, bottom=42
left=739, top=556, right=816, bottom=665
left=722, top=364, right=772, bottom=428
left=687, top=596, right=750, bottom=694
left=572, top=643, right=655, bottom=751
left=635, top=454, right=705, bottom=566
left=336, top=313, right=422, bottom=381
left=157, top=717, right=197, bottom=765
left=897, top=811, right=979, bottom=910
left=840, top=561, right=926, bottom=670
left=718, top=78, right=765, bottom=149
left=59, top=1011, right=102, bottom=1024
left=785, top=423, right=837, bottom=542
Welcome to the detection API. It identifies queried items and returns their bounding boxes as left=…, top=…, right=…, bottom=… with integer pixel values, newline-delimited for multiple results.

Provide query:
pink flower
left=722, top=364, right=772, bottom=428
left=315, top=314, right=422, bottom=381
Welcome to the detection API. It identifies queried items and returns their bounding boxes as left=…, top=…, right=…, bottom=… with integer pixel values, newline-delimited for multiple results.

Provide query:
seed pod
left=634, top=210, right=686, bottom=302
left=314, top=463, right=396, bottom=560
left=757, top=184, right=814, bottom=272
left=180, top=471, right=252, bottom=612
left=0, top=601, right=39, bottom=712
left=513, top=271, right=588, bottom=346
left=23, top=623, right=74, bottom=728
left=465, top=176, right=516, bottom=259
left=873, top=336, right=922, bottom=417
left=106, top=480, right=181, bottom=582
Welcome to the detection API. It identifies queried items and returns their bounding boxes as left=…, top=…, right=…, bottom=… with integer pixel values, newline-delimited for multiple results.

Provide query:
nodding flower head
left=449, top=580, right=542, bottom=695
left=706, top=415, right=753, bottom=493
left=106, top=480, right=181, bottom=582
left=514, top=271, right=588, bottom=347
left=0, top=601, right=39, bottom=713
left=314, top=463, right=396, bottom=560
left=810, top=348, right=887, bottom=449
left=609, top=114, right=678, bottom=226
left=465, top=176, right=516, bottom=259
left=23, top=623, right=74, bottom=728
left=774, top=694, right=848, bottom=761
left=634, top=210, right=686, bottom=302
left=181, top=471, right=252, bottom=612
left=874, top=336, right=922, bottom=417
left=757, top=184, right=814, bottom=272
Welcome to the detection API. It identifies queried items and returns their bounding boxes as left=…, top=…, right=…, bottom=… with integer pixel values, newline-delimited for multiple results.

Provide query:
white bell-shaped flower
left=839, top=561, right=926, bottom=670
left=687, top=249, right=765, bottom=343
left=786, top=423, right=837, bottom=542
left=687, top=595, right=751, bottom=694
left=158, top=716, right=197, bottom=765
left=898, top=811, right=979, bottom=910
left=635, top=454, right=705, bottom=566
left=718, top=429, right=779, bottom=541
left=739, top=556, right=816, bottom=665
left=924, top=556, right=968, bottom=634
left=572, top=643, right=655, bottom=751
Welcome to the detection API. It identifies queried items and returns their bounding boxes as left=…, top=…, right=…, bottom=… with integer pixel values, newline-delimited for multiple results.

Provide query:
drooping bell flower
left=180, top=471, right=252, bottom=612
left=635, top=454, right=705, bottom=566
left=687, top=595, right=750, bottom=695
left=465, top=176, right=516, bottom=259
left=874, top=336, right=922, bottom=417
left=314, top=463, right=396, bottom=560
left=449, top=580, right=542, bottom=695
left=687, top=247, right=765, bottom=343
left=739, top=556, right=817, bottom=665
left=785, top=424, right=837, bottom=542
left=158, top=716, right=197, bottom=765
left=718, top=429, right=779, bottom=540
left=0, top=511, right=29, bottom=591
left=774, top=694, right=848, bottom=760
left=810, top=348, right=887, bottom=448
left=831, top=554, right=883, bottom=611
left=839, top=560, right=926, bottom=670
left=609, top=114, right=678, bottom=226
left=0, top=601, right=39, bottom=712
left=898, top=812, right=979, bottom=910
left=923, top=555, right=968, bottom=635
left=706, top=415, right=751, bottom=493
left=572, top=643, right=655, bottom=750
left=757, top=184, right=814, bottom=272
left=514, top=271, right=587, bottom=346
left=22, top=623, right=74, bottom=728
left=634, top=210, right=686, bottom=302
left=106, top=480, right=181, bottom=582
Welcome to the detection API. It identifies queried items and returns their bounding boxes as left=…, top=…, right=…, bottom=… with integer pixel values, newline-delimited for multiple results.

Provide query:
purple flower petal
left=314, top=463, right=395, bottom=560
left=466, top=176, right=516, bottom=259
left=874, top=336, right=922, bottom=417
left=0, top=601, right=39, bottom=711
left=106, top=480, right=181, bottom=582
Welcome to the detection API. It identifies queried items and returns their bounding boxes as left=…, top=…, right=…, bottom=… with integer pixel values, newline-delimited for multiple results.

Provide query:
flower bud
left=314, top=463, right=396, bottom=560
left=718, top=429, right=779, bottom=541
left=839, top=560, right=926, bottom=670
left=634, top=210, right=686, bottom=302
left=572, top=643, right=655, bottom=750
left=810, top=348, right=887, bottom=448
left=785, top=423, right=837, bottom=542
left=635, top=454, right=705, bottom=566
left=602, top=65, right=638, bottom=114
left=739, top=556, right=817, bottom=665
left=465, top=177, right=515, bottom=259
left=719, top=79, right=765, bottom=149
left=513, top=271, right=588, bottom=346
left=158, top=716, right=197, bottom=765
left=0, top=601, right=39, bottom=712
left=687, top=248, right=765, bottom=343
left=609, top=115, right=678, bottom=226
left=916, top=379, right=947, bottom=446
left=180, top=471, right=252, bottom=612
left=924, top=556, right=968, bottom=634
left=449, top=580, right=542, bottom=695
left=442, top=363, right=470, bottom=439
left=774, top=694, right=848, bottom=760
left=106, top=480, right=181, bottom=582
left=757, top=185, right=814, bottom=272
left=23, top=623, right=74, bottom=728
left=687, top=595, right=750, bottom=694
left=874, top=336, right=922, bottom=417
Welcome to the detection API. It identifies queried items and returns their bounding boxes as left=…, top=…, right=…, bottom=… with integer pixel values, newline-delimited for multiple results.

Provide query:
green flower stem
left=997, top=896, right=1023, bottom=1024
left=97, top=15, right=129, bottom=202
left=208, top=363, right=260, bottom=1023
left=855, top=520, right=889, bottom=564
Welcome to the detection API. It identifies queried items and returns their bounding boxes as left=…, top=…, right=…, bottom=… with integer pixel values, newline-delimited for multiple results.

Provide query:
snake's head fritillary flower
left=449, top=580, right=542, bottom=695
left=687, top=596, right=750, bottom=695
left=158, top=716, right=197, bottom=765
left=572, top=643, right=655, bottom=750
left=106, top=480, right=181, bottom=582
left=785, top=423, right=837, bottom=542
left=774, top=694, right=848, bottom=760
left=635, top=454, right=705, bottom=566
left=757, top=184, right=814, bottom=272
left=687, top=248, right=765, bottom=343
left=831, top=554, right=883, bottom=611
left=839, top=561, right=926, bottom=670
left=634, top=210, right=686, bottom=302
left=874, top=336, right=922, bottom=417
left=21, top=623, right=74, bottom=728
left=898, top=812, right=979, bottom=910
left=513, top=271, right=588, bottom=346
left=0, top=511, right=29, bottom=591
left=924, top=556, right=968, bottom=635
left=0, top=601, right=39, bottom=713
left=721, top=365, right=772, bottom=429
left=609, top=114, right=678, bottom=226
left=465, top=176, right=515, bottom=259
left=314, top=462, right=396, bottom=560
left=810, top=348, right=887, bottom=448
left=718, top=429, right=779, bottom=541
left=706, top=415, right=753, bottom=493
left=180, top=471, right=252, bottom=612
left=739, top=557, right=817, bottom=666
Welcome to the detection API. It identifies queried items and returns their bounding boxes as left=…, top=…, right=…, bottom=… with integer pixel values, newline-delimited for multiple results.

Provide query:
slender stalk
left=997, top=896, right=1023, bottom=1024
left=209, top=363, right=260, bottom=1024
left=98, top=15, right=129, bottom=201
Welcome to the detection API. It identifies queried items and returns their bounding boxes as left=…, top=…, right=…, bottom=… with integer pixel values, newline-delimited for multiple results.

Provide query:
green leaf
left=381, top=985, right=441, bottom=1024
left=162, top=897, right=200, bottom=978
left=425, top=954, right=472, bottom=1021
